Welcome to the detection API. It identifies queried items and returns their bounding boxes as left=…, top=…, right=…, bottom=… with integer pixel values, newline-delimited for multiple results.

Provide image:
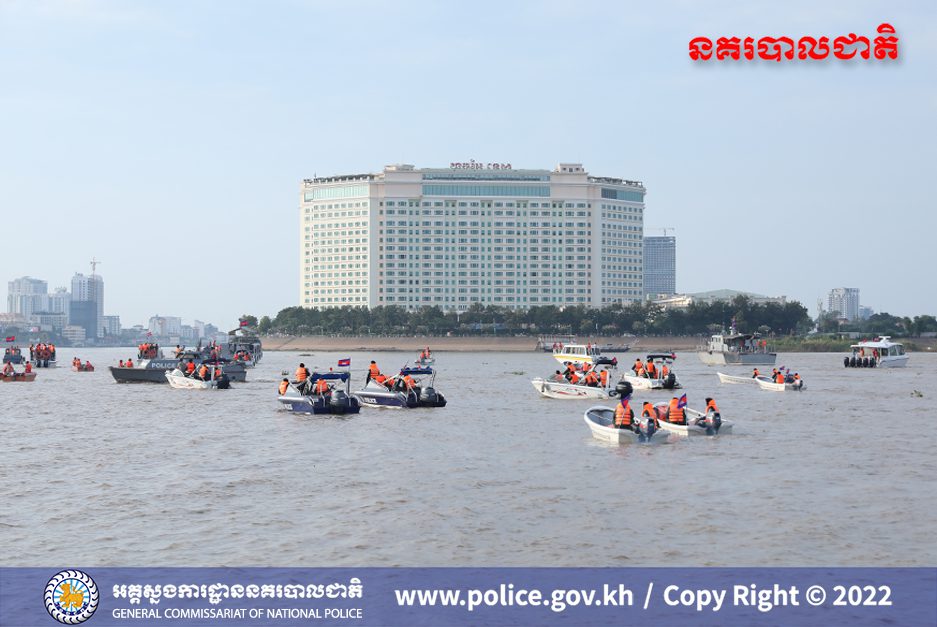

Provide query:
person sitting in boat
left=599, top=368, right=609, bottom=388
left=185, top=360, right=196, bottom=376
left=752, top=368, right=760, bottom=379
left=382, top=375, right=397, bottom=390
left=584, top=370, right=600, bottom=387
left=402, top=373, right=417, bottom=391
left=641, top=402, right=660, bottom=428
left=84, top=360, right=93, bottom=371
left=792, top=373, right=803, bottom=389
left=2, top=362, right=14, bottom=376
left=775, top=370, right=785, bottom=384
left=213, top=366, right=222, bottom=380
left=197, top=363, right=210, bottom=380
left=295, top=363, right=311, bottom=394
left=24, top=361, right=32, bottom=373
left=614, top=396, right=635, bottom=430
left=551, top=370, right=565, bottom=382
left=632, top=358, right=643, bottom=373
left=694, top=397, right=720, bottom=426
left=174, top=345, right=184, bottom=358
left=314, top=377, right=331, bottom=396
left=568, top=370, right=581, bottom=385
left=367, top=361, right=381, bottom=383
left=645, top=358, right=657, bottom=379
left=126, top=358, right=134, bottom=368
left=278, top=378, right=290, bottom=395
left=667, top=396, right=687, bottom=425
left=119, top=359, right=125, bottom=367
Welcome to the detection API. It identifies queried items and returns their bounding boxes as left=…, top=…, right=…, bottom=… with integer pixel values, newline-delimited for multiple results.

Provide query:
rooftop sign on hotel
left=450, top=160, right=512, bottom=170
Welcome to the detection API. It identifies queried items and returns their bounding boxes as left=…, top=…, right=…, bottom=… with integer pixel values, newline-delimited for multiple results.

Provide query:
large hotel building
left=299, top=163, right=645, bottom=311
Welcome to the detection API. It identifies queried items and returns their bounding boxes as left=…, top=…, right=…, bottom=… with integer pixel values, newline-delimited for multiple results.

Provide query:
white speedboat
left=583, top=406, right=667, bottom=444
left=622, top=353, right=681, bottom=390
left=531, top=378, right=612, bottom=400
left=654, top=406, right=733, bottom=436
left=552, top=344, right=618, bottom=368
left=844, top=336, right=909, bottom=368
left=756, top=377, right=805, bottom=392
left=165, top=368, right=230, bottom=390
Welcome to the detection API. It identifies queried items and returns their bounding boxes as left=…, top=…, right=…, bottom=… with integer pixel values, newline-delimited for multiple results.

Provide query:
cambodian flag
left=677, top=393, right=687, bottom=408
left=240, top=320, right=249, bottom=327
left=4, top=336, right=14, bottom=342
left=337, top=358, right=351, bottom=367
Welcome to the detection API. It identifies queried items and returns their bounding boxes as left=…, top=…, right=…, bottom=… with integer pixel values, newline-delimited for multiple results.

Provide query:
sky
left=1, top=0, right=935, bottom=329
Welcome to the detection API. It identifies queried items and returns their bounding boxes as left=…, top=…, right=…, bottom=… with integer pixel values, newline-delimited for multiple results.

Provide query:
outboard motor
left=849, top=356, right=857, bottom=368
left=330, top=389, right=349, bottom=408
left=703, top=410, right=722, bottom=435
left=419, top=386, right=439, bottom=406
left=638, top=416, right=657, bottom=443
left=862, top=357, right=870, bottom=368
left=613, top=380, right=634, bottom=399
left=216, top=374, right=230, bottom=389
left=664, top=372, right=677, bottom=389
left=843, top=356, right=849, bottom=368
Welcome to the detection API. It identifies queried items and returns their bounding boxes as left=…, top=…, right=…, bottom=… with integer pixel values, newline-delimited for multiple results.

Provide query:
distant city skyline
left=1, top=2, right=934, bottom=324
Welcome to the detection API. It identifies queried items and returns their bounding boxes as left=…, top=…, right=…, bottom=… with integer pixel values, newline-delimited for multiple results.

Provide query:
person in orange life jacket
left=198, top=364, right=209, bottom=380
left=2, top=362, right=14, bottom=376
left=126, top=358, right=134, bottom=368
left=584, top=371, right=599, bottom=387
left=185, top=360, right=196, bottom=375
left=641, top=402, right=659, bottom=428
left=314, top=377, right=330, bottom=395
left=645, top=359, right=657, bottom=379
left=668, top=396, right=686, bottom=425
left=614, top=396, right=635, bottom=429
left=367, top=361, right=381, bottom=383
left=24, top=361, right=32, bottom=373
left=278, top=378, right=290, bottom=395
left=213, top=367, right=222, bottom=380
left=563, top=362, right=575, bottom=381
left=599, top=369, right=609, bottom=387
left=403, top=374, right=417, bottom=390
left=295, top=363, right=311, bottom=394
left=582, top=361, right=592, bottom=373
left=383, top=375, right=396, bottom=390
left=569, top=371, right=581, bottom=385
left=84, top=361, right=93, bottom=370
left=775, top=371, right=785, bottom=384
left=373, top=373, right=387, bottom=385
left=752, top=368, right=760, bottom=379
left=660, top=363, right=670, bottom=379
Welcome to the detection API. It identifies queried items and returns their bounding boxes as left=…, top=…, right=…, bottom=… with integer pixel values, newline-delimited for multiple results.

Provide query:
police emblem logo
left=45, top=570, right=99, bottom=624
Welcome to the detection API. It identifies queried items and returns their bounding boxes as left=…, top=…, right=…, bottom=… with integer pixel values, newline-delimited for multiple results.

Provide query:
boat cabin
left=704, top=333, right=767, bottom=355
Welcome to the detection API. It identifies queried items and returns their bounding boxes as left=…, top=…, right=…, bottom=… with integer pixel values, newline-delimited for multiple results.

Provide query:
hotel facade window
left=299, top=163, right=645, bottom=311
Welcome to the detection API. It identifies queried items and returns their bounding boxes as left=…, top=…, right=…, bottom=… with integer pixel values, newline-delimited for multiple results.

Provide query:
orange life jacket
left=278, top=380, right=289, bottom=395
left=661, top=365, right=669, bottom=378
left=646, top=362, right=657, bottom=378
left=403, top=375, right=416, bottom=389
left=186, top=362, right=196, bottom=374
left=668, top=398, right=685, bottom=424
left=374, top=373, right=387, bottom=384
left=295, top=367, right=308, bottom=382
left=126, top=359, right=134, bottom=368
left=599, top=370, right=608, bottom=387
left=775, top=373, right=785, bottom=384
left=369, top=363, right=381, bottom=377
left=198, top=365, right=209, bottom=379
left=614, top=401, right=634, bottom=427
left=570, top=372, right=580, bottom=384
left=315, top=378, right=329, bottom=394
left=384, top=377, right=396, bottom=389
left=24, top=362, right=32, bottom=373
left=706, top=399, right=719, bottom=413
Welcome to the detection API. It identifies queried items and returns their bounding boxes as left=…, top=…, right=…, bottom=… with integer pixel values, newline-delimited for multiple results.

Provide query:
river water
left=2, top=349, right=934, bottom=566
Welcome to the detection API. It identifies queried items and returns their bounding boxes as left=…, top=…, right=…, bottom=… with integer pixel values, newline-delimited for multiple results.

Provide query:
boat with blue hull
left=278, top=371, right=360, bottom=415
left=354, top=367, right=447, bottom=409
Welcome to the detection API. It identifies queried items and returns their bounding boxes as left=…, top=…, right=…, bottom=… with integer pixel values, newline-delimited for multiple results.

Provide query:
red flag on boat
left=240, top=320, right=249, bottom=327
left=4, top=336, right=14, bottom=342
left=677, top=393, right=687, bottom=409
left=337, top=358, right=351, bottom=367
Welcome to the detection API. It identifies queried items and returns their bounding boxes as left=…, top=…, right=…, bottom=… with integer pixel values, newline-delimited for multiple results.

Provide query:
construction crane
left=661, top=228, right=674, bottom=237
left=90, top=257, right=102, bottom=278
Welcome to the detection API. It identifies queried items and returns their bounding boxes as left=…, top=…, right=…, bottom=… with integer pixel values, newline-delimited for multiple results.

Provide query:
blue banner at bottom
left=1, top=567, right=934, bottom=626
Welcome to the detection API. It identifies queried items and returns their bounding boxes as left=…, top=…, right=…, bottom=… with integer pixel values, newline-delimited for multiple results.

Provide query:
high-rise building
left=101, top=315, right=121, bottom=337
left=828, top=287, right=860, bottom=321
left=300, top=163, right=645, bottom=311
left=148, top=315, right=183, bottom=337
left=643, top=235, right=676, bottom=297
left=71, top=273, right=104, bottom=338
left=7, top=277, right=48, bottom=318
left=48, top=287, right=71, bottom=319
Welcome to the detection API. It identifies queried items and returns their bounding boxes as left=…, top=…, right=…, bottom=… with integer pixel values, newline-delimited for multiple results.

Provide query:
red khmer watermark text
left=689, top=23, right=897, bottom=61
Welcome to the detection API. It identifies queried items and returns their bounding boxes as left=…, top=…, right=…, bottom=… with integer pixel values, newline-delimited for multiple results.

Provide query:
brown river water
left=2, top=349, right=934, bottom=566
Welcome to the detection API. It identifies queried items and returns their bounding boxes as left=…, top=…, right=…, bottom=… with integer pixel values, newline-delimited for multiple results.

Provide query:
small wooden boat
left=1, top=372, right=36, bottom=382
left=583, top=406, right=667, bottom=444
left=71, top=364, right=95, bottom=372
left=756, top=377, right=805, bottom=392
left=165, top=368, right=230, bottom=390
left=531, top=378, right=612, bottom=399
left=654, top=405, right=733, bottom=436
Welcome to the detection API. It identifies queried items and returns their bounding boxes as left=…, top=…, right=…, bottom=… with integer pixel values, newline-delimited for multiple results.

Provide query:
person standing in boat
left=752, top=368, right=760, bottom=379
left=599, top=368, right=609, bottom=388
left=367, top=361, right=381, bottom=384
left=645, top=358, right=657, bottom=379
left=641, top=402, right=659, bottom=429
left=667, top=395, right=687, bottom=425
left=24, top=361, right=32, bottom=374
left=614, top=395, right=635, bottom=430
left=295, top=363, right=311, bottom=394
